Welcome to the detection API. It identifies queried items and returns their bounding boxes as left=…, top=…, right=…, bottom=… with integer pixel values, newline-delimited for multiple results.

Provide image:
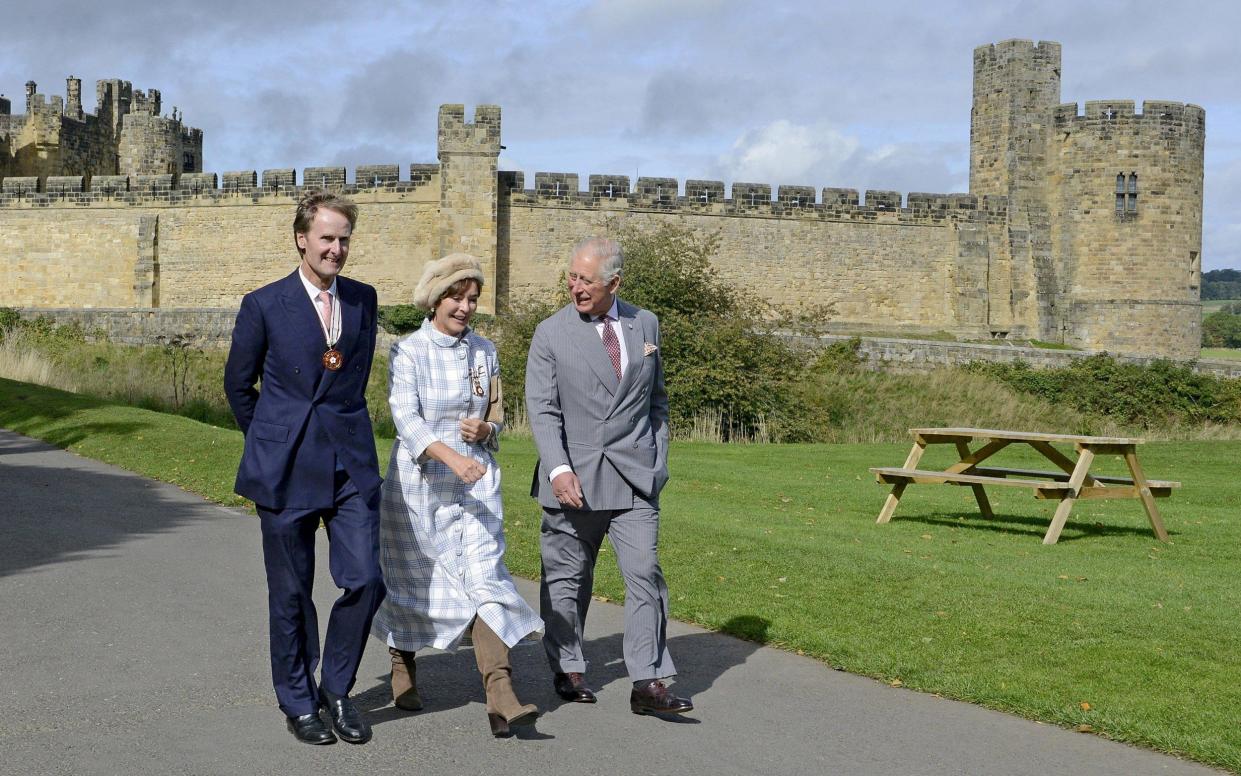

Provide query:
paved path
left=0, top=428, right=1224, bottom=776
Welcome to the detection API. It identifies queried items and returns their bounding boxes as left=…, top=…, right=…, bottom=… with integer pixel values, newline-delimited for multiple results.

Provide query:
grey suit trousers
left=539, top=496, right=676, bottom=681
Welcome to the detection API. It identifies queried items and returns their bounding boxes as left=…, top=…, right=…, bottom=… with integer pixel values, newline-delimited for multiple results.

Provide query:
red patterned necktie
left=601, top=315, right=622, bottom=379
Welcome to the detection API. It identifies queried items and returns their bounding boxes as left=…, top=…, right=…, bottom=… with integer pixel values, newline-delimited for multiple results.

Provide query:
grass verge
left=2, top=377, right=1238, bottom=772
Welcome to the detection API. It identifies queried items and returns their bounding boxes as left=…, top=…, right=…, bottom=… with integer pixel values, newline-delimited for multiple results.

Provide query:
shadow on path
left=353, top=614, right=769, bottom=732
left=2, top=431, right=219, bottom=578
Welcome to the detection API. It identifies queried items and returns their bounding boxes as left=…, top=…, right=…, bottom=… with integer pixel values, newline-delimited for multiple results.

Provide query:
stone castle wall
left=2, top=175, right=441, bottom=311
left=500, top=178, right=1006, bottom=334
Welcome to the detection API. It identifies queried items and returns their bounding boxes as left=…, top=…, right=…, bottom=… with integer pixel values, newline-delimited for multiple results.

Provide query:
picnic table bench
left=870, top=428, right=1180, bottom=544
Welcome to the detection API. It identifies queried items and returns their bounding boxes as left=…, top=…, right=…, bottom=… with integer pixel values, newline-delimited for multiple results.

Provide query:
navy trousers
left=257, top=470, right=384, bottom=717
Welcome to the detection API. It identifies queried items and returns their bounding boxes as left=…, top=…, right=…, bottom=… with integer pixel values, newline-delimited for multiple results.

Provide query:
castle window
left=182, top=152, right=195, bottom=172
left=1116, top=172, right=1138, bottom=215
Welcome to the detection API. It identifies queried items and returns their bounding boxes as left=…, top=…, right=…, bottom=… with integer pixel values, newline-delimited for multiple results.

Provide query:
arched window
left=1115, top=174, right=1126, bottom=213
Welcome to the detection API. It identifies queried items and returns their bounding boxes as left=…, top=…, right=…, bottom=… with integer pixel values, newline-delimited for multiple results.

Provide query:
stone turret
left=436, top=104, right=502, bottom=312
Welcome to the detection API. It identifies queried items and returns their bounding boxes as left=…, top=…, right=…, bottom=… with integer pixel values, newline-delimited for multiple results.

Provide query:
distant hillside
left=1203, top=269, right=1241, bottom=300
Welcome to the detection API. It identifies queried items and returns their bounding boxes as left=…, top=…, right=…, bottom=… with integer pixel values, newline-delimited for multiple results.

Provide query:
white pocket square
left=643, top=343, right=658, bottom=356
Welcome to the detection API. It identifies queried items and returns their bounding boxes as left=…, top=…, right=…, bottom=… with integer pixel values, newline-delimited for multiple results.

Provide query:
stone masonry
left=1, top=40, right=1206, bottom=359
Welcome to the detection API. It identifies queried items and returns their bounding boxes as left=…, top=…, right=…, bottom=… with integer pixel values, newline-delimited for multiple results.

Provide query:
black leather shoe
left=286, top=712, right=337, bottom=745
left=553, top=672, right=597, bottom=703
left=319, top=688, right=372, bottom=744
left=630, top=680, right=693, bottom=715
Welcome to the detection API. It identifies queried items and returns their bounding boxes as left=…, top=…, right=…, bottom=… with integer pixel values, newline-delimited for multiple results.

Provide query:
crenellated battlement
left=507, top=173, right=1004, bottom=223
left=1052, top=100, right=1206, bottom=135
left=0, top=160, right=442, bottom=206
left=973, top=38, right=1061, bottom=65
left=437, top=104, right=501, bottom=156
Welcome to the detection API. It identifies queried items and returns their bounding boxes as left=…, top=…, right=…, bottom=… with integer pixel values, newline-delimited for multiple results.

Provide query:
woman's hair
left=427, top=277, right=483, bottom=318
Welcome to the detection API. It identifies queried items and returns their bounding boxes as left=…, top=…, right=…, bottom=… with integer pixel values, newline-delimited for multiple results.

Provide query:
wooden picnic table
left=869, top=428, right=1180, bottom=545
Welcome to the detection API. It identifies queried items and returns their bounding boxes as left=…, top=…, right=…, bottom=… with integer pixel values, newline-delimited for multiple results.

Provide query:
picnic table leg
left=1043, top=447, right=1095, bottom=545
left=1123, top=449, right=1170, bottom=542
left=955, top=441, right=995, bottom=519
left=876, top=440, right=926, bottom=524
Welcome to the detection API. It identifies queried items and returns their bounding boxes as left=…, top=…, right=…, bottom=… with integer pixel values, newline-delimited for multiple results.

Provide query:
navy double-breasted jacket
left=224, top=270, right=381, bottom=509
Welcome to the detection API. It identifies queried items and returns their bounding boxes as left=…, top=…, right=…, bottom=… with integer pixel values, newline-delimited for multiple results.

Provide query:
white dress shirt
left=298, top=269, right=339, bottom=343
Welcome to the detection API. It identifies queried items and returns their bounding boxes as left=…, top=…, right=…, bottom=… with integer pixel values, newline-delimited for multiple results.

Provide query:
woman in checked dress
left=370, top=253, right=542, bottom=737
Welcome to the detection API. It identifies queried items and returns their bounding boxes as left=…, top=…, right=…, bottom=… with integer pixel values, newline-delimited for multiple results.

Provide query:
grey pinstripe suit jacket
left=526, top=300, right=670, bottom=511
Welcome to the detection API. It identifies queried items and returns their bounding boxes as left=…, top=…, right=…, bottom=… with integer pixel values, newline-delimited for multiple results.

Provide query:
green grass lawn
left=1202, top=299, right=1240, bottom=314
left=1201, top=347, right=1241, bottom=361
left=2, top=376, right=1238, bottom=772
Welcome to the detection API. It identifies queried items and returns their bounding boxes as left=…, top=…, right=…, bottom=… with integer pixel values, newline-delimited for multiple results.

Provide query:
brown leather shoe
left=553, top=672, right=597, bottom=703
left=630, top=680, right=693, bottom=715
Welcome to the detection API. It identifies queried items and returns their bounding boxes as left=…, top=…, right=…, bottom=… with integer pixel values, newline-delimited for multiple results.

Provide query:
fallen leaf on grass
left=1076, top=724, right=1094, bottom=733
left=889, top=679, right=903, bottom=688
left=1079, top=702, right=1091, bottom=711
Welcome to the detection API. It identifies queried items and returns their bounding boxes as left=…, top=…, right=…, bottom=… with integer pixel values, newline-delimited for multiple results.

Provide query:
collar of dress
left=421, top=317, right=471, bottom=348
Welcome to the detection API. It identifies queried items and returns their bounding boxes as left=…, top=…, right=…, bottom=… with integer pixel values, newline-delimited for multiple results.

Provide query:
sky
left=3, top=0, right=1239, bottom=270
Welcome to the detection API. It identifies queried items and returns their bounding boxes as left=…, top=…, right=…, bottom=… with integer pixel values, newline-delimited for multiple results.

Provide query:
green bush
left=617, top=224, right=797, bottom=438
left=377, top=304, right=425, bottom=335
left=1203, top=309, right=1241, bottom=348
left=966, top=354, right=1241, bottom=427
left=0, top=307, right=20, bottom=335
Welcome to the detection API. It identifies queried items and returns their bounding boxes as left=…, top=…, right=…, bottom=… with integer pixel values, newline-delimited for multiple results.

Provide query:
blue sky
left=4, top=0, right=1239, bottom=269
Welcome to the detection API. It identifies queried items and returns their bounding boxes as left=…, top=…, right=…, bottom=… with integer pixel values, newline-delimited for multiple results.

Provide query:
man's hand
left=446, top=450, right=487, bottom=485
left=459, top=417, right=493, bottom=444
left=551, top=471, right=584, bottom=509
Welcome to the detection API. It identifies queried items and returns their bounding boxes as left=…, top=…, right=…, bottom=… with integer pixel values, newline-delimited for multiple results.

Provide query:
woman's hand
left=446, top=449, right=487, bottom=484
left=423, top=441, right=488, bottom=484
left=459, top=418, right=494, bottom=444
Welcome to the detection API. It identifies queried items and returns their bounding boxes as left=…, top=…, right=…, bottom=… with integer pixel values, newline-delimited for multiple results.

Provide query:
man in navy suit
left=224, top=190, right=384, bottom=745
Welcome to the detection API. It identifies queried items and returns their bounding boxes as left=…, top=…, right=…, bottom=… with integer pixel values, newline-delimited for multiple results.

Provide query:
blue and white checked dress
left=371, top=319, right=543, bottom=651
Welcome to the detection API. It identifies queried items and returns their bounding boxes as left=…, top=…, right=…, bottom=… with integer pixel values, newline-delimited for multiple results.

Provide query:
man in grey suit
left=526, top=236, right=692, bottom=716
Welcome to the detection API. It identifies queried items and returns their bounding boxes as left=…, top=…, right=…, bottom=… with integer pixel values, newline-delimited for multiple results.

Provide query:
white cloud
left=713, top=120, right=964, bottom=195
left=717, top=120, right=859, bottom=185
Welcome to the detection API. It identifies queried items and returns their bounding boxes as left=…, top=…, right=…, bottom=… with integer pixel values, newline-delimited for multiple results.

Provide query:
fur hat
left=412, top=252, right=484, bottom=309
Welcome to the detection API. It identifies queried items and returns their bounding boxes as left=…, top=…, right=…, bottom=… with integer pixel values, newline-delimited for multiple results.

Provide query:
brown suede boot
left=472, top=618, right=538, bottom=737
left=389, top=647, right=423, bottom=711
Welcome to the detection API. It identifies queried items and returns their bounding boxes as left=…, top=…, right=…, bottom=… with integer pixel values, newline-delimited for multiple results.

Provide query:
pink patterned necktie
left=317, top=290, right=332, bottom=331
left=601, top=315, right=622, bottom=379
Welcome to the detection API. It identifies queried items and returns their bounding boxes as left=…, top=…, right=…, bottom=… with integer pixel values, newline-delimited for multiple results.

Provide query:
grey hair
left=571, top=236, right=624, bottom=283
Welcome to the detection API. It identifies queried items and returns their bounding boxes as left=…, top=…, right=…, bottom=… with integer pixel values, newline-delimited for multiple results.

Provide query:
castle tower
left=970, top=39, right=1062, bottom=340
left=1049, top=101, right=1205, bottom=358
left=65, top=76, right=83, bottom=120
left=436, top=104, right=501, bottom=312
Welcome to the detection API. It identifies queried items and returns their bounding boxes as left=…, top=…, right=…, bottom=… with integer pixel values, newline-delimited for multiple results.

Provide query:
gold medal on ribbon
left=323, top=348, right=344, bottom=371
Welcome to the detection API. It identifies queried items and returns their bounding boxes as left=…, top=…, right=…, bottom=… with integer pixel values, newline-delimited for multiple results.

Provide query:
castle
left=0, top=77, right=203, bottom=180
left=1, top=40, right=1205, bottom=359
